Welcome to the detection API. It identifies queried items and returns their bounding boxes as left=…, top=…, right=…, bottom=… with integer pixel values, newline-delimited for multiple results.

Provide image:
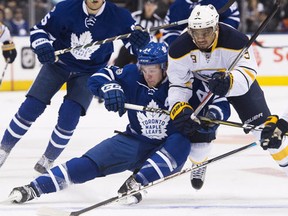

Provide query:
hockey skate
left=0, top=147, right=9, bottom=168
left=34, top=155, right=54, bottom=174
left=8, top=184, right=40, bottom=204
left=190, top=164, right=207, bottom=190
left=118, top=175, right=143, bottom=205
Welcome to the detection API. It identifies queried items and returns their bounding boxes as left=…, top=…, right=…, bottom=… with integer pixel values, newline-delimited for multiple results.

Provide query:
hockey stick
left=199, top=116, right=288, bottom=136
left=54, top=0, right=236, bottom=56
left=37, top=141, right=258, bottom=216
left=217, top=0, right=236, bottom=14
left=0, top=62, right=8, bottom=87
left=124, top=103, right=288, bottom=136
left=254, top=40, right=288, bottom=49
left=190, top=0, right=281, bottom=119
left=124, top=103, right=170, bottom=115
left=54, top=21, right=188, bottom=56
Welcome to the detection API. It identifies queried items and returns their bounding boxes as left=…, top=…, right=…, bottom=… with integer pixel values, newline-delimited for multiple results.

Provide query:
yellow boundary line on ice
left=0, top=76, right=288, bottom=91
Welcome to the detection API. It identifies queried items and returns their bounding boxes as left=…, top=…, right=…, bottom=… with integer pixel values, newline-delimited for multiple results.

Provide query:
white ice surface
left=0, top=87, right=288, bottom=216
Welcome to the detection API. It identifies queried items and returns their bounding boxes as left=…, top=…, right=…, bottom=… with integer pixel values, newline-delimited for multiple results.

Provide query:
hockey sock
left=43, top=99, right=81, bottom=161
left=189, top=142, right=212, bottom=164
left=135, top=133, right=190, bottom=185
left=268, top=138, right=288, bottom=176
left=0, top=96, right=46, bottom=152
left=33, top=157, right=100, bottom=194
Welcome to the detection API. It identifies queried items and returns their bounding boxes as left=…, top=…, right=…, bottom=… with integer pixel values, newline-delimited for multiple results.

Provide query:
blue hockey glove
left=208, top=72, right=233, bottom=97
left=129, top=25, right=150, bottom=49
left=199, top=107, right=221, bottom=134
left=34, top=42, right=56, bottom=64
left=260, top=115, right=288, bottom=150
left=100, top=81, right=126, bottom=117
left=2, top=41, right=17, bottom=63
left=170, top=102, right=201, bottom=136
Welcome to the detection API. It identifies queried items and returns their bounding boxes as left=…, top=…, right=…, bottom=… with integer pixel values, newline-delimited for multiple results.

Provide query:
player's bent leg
left=34, top=99, right=82, bottom=174
left=189, top=142, right=212, bottom=190
left=9, top=156, right=100, bottom=203
left=0, top=96, right=46, bottom=168
left=118, top=133, right=190, bottom=205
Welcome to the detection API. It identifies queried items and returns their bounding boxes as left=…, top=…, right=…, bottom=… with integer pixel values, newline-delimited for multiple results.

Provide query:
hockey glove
left=260, top=115, right=288, bottom=150
left=170, top=102, right=201, bottom=136
left=199, top=107, right=221, bottom=134
left=100, top=81, right=126, bottom=117
left=208, top=72, right=233, bottom=97
left=34, top=42, right=56, bottom=64
left=2, top=41, right=17, bottom=63
left=129, top=25, right=150, bottom=50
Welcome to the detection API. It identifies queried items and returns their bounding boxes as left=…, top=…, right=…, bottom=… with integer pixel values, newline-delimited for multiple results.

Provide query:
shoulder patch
left=217, top=24, right=248, bottom=50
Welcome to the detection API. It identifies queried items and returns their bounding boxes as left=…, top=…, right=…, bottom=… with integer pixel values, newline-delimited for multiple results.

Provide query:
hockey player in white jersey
left=0, top=0, right=150, bottom=174
left=167, top=4, right=274, bottom=189
left=260, top=108, right=288, bottom=174
left=0, top=22, right=17, bottom=63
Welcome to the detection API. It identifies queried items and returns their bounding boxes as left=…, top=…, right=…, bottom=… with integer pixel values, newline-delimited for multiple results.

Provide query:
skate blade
left=0, top=194, right=19, bottom=204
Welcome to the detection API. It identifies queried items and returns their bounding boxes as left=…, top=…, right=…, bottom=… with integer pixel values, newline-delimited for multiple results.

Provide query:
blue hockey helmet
left=138, top=42, right=168, bottom=66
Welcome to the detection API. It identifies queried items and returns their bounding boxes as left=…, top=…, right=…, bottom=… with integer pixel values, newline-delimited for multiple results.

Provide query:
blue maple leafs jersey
left=89, top=64, right=230, bottom=145
left=163, top=0, right=240, bottom=45
left=30, top=0, right=136, bottom=73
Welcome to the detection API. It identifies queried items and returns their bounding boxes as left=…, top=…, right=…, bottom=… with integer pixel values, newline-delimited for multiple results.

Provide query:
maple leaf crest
left=137, top=100, right=170, bottom=140
left=70, top=31, right=100, bottom=60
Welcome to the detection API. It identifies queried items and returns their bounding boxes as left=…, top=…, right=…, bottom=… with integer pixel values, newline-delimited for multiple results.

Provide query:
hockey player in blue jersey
left=8, top=42, right=230, bottom=205
left=162, top=0, right=240, bottom=45
left=167, top=4, right=273, bottom=189
left=0, top=0, right=150, bottom=174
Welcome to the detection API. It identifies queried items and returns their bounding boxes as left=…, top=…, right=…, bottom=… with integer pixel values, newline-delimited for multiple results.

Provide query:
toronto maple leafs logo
left=137, top=100, right=170, bottom=140
left=70, top=31, right=100, bottom=60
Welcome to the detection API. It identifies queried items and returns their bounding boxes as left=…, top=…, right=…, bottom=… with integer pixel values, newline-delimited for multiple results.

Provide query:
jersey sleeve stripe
left=234, top=69, right=250, bottom=88
left=242, top=67, right=256, bottom=81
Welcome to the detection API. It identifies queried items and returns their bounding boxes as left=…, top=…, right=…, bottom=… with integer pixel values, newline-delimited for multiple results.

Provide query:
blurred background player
left=166, top=4, right=273, bottom=189
left=114, top=0, right=163, bottom=67
left=7, top=42, right=191, bottom=205
left=162, top=0, right=240, bottom=45
left=0, top=0, right=150, bottom=174
left=0, top=22, right=17, bottom=64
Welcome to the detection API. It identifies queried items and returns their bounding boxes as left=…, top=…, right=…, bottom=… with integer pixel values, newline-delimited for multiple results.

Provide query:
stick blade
left=37, top=206, right=71, bottom=216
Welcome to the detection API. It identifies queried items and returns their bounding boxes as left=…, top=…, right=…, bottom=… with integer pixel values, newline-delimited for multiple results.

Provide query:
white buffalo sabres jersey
left=282, top=107, right=288, bottom=122
left=167, top=23, right=258, bottom=108
left=0, top=22, right=11, bottom=43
